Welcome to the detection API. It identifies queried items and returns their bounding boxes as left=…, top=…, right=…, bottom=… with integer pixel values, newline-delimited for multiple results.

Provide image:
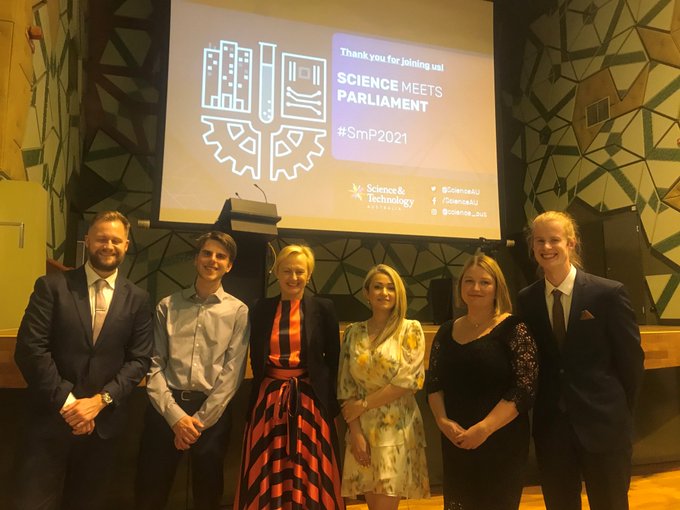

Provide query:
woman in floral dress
left=338, top=264, right=430, bottom=510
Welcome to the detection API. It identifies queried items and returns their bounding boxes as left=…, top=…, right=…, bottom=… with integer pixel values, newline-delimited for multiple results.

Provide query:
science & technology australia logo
left=201, top=40, right=327, bottom=181
left=348, top=184, right=364, bottom=200
left=349, top=183, right=415, bottom=210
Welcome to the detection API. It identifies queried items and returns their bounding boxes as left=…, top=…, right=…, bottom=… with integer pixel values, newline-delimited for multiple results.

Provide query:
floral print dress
left=337, top=319, right=430, bottom=499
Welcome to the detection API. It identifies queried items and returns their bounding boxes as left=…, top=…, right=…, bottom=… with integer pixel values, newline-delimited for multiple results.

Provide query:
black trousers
left=534, top=411, right=632, bottom=510
left=11, top=410, right=119, bottom=510
left=135, top=392, right=232, bottom=510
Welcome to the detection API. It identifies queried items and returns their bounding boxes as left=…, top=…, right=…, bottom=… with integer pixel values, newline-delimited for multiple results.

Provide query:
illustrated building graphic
left=202, top=41, right=252, bottom=112
left=201, top=39, right=327, bottom=181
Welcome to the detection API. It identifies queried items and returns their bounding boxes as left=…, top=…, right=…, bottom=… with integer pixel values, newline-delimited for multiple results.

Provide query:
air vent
left=586, top=97, right=610, bottom=127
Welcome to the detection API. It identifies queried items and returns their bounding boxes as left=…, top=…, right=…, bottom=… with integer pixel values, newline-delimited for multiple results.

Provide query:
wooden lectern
left=213, top=198, right=281, bottom=307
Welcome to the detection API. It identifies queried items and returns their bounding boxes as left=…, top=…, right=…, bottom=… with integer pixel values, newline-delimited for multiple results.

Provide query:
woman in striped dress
left=235, top=245, right=344, bottom=510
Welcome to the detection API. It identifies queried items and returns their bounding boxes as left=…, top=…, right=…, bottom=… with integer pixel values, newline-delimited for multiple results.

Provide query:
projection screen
left=155, top=0, right=501, bottom=240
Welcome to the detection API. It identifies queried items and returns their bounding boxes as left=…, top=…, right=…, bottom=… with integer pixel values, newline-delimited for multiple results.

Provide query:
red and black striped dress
left=235, top=299, right=344, bottom=509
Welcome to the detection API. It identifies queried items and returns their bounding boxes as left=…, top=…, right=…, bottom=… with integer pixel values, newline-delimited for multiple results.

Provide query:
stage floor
left=347, top=463, right=680, bottom=509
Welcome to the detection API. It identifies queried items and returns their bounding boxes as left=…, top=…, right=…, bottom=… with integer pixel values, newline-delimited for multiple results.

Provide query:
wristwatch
left=100, top=391, right=113, bottom=406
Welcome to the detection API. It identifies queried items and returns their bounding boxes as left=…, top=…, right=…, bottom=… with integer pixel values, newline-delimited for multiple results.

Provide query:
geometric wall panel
left=650, top=206, right=680, bottom=267
left=646, top=274, right=680, bottom=320
left=512, top=0, right=680, bottom=321
left=22, top=1, right=83, bottom=261
left=664, top=176, right=680, bottom=212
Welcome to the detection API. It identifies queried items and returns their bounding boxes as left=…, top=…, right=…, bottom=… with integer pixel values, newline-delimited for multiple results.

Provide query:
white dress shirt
left=544, top=264, right=577, bottom=331
left=84, top=261, right=117, bottom=326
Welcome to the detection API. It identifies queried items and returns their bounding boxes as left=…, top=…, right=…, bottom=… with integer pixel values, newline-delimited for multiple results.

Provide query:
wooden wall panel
left=0, top=0, right=33, bottom=180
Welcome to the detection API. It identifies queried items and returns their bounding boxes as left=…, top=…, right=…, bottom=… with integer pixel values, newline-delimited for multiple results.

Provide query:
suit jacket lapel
left=528, top=279, right=564, bottom=358
left=67, top=267, right=94, bottom=345
left=95, top=275, right=130, bottom=348
left=532, top=280, right=553, bottom=340
left=567, top=270, right=587, bottom=338
left=302, top=293, right=315, bottom=352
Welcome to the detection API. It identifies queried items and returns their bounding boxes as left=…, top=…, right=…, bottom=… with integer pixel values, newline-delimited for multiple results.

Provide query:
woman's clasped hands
left=438, top=417, right=491, bottom=450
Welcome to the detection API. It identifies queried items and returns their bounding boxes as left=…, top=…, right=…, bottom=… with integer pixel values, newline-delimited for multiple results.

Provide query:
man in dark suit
left=12, top=210, right=153, bottom=510
left=517, top=211, right=644, bottom=510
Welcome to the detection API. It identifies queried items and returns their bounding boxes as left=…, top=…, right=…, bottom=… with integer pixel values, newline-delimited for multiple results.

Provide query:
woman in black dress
left=427, top=254, right=538, bottom=510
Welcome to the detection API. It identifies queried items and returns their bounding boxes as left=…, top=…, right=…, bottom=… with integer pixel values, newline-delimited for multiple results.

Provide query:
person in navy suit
left=517, top=211, right=644, bottom=510
left=12, top=211, right=153, bottom=510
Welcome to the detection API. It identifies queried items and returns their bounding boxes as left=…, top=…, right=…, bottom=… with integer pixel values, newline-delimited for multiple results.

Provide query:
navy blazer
left=15, top=266, right=153, bottom=439
left=517, top=270, right=644, bottom=453
left=247, top=293, right=341, bottom=418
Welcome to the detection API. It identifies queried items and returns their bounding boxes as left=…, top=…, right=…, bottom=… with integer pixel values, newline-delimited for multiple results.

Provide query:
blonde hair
left=273, top=244, right=315, bottom=275
left=527, top=211, right=583, bottom=269
left=363, top=264, right=407, bottom=345
left=455, top=254, right=512, bottom=314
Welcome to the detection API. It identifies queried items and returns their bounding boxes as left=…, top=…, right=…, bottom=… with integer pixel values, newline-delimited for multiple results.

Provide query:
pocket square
left=580, top=310, right=595, bottom=320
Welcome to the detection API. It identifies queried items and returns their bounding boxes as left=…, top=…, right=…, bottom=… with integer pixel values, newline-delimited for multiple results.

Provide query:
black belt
left=171, top=389, right=207, bottom=402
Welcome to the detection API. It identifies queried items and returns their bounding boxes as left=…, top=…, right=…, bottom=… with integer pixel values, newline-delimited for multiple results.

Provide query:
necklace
left=466, top=313, right=496, bottom=330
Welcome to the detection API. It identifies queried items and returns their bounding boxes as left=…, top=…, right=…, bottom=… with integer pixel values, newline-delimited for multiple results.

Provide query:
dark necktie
left=93, top=279, right=108, bottom=343
left=552, top=289, right=566, bottom=348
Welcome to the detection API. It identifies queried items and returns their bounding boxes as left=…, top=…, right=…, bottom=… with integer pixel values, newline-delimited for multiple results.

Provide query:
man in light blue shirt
left=135, top=231, right=250, bottom=510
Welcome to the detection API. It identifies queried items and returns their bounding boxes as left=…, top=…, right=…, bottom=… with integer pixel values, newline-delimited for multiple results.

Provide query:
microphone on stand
left=235, top=192, right=243, bottom=199
left=476, top=237, right=516, bottom=255
left=253, top=183, right=268, bottom=203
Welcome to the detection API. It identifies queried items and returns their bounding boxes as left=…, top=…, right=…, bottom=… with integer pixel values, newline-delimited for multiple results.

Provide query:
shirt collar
left=182, top=282, right=228, bottom=303
left=544, top=264, right=577, bottom=298
left=84, top=261, right=117, bottom=289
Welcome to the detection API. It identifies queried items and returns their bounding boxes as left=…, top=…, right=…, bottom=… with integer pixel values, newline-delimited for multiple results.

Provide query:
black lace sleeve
left=426, top=321, right=452, bottom=394
left=502, top=318, right=538, bottom=413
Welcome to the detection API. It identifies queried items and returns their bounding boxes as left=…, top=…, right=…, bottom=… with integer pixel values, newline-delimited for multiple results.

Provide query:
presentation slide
left=157, top=0, right=500, bottom=240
